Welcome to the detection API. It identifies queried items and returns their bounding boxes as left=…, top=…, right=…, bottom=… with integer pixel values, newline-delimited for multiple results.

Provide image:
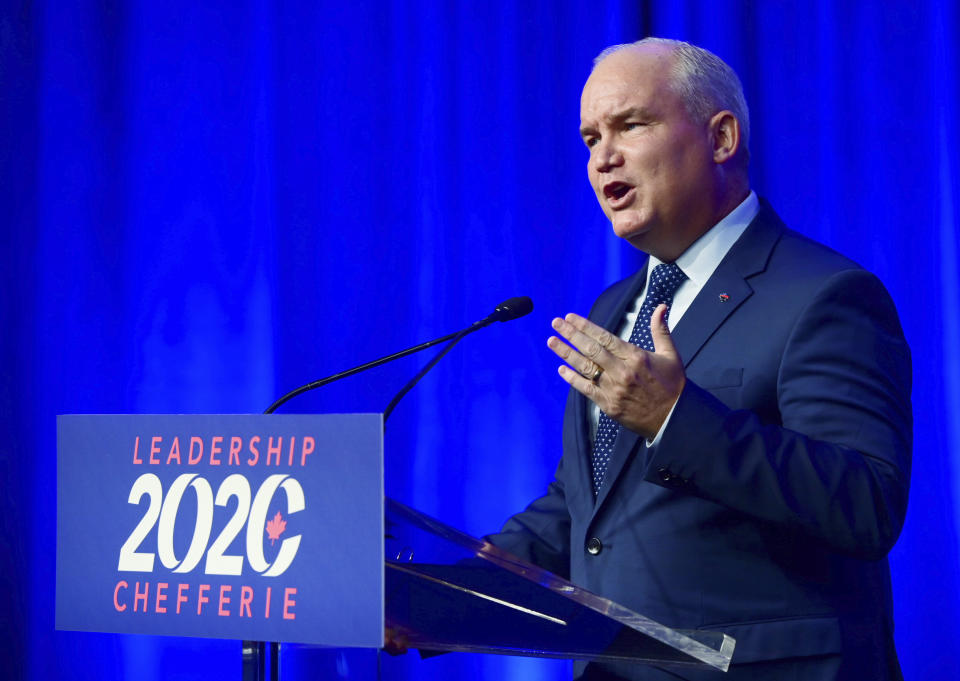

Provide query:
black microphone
left=488, top=296, right=534, bottom=323
left=264, top=297, right=533, bottom=415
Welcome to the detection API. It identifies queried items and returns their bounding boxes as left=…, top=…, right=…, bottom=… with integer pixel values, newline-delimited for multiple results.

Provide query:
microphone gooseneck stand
left=264, top=296, right=533, bottom=418
left=244, top=296, right=533, bottom=681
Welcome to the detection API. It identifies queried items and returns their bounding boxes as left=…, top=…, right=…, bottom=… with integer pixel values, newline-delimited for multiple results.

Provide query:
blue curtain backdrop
left=2, top=1, right=958, bottom=679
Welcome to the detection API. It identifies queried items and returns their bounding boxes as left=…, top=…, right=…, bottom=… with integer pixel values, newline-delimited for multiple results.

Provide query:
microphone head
left=492, top=296, right=534, bottom=322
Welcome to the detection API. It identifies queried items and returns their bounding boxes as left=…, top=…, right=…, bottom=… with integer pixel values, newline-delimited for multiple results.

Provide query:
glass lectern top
left=384, top=497, right=734, bottom=671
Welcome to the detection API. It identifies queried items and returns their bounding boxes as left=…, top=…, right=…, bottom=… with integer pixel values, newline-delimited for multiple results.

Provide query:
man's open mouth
left=603, top=181, right=634, bottom=205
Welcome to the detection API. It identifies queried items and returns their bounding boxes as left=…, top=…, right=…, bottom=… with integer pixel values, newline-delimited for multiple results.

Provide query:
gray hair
left=595, top=38, right=750, bottom=152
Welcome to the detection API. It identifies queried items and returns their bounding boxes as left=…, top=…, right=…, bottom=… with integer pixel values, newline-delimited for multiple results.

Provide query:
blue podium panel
left=56, top=414, right=384, bottom=647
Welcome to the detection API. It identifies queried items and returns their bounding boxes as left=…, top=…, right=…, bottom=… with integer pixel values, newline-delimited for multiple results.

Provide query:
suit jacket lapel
left=671, top=205, right=782, bottom=367
left=590, top=204, right=784, bottom=515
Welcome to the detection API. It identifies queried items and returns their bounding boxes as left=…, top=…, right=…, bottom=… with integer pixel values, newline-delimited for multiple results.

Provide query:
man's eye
left=585, top=137, right=599, bottom=148
left=625, top=122, right=644, bottom=130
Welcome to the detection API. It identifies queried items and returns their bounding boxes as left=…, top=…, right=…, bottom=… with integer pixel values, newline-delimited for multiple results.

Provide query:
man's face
left=580, top=47, right=717, bottom=260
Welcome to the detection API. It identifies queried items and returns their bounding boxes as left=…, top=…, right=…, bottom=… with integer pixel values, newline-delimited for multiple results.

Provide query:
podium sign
left=56, top=413, right=384, bottom=647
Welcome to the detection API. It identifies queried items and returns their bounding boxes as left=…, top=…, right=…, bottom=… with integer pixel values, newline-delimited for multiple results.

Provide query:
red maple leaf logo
left=266, top=511, right=286, bottom=545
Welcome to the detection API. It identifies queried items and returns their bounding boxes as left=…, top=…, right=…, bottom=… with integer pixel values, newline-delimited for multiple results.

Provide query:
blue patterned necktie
left=590, top=262, right=687, bottom=496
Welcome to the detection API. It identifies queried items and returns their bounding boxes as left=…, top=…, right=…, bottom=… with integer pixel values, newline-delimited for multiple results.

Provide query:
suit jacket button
left=657, top=467, right=674, bottom=483
left=586, top=537, right=603, bottom=555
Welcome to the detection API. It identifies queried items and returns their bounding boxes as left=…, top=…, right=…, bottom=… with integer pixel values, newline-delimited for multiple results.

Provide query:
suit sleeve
left=482, top=458, right=573, bottom=579
left=646, top=268, right=912, bottom=560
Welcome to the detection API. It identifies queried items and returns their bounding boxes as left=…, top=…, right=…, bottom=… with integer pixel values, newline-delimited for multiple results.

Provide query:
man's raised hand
left=547, top=304, right=685, bottom=439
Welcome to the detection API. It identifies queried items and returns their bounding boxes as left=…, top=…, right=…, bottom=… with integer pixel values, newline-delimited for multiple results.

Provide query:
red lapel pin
left=718, top=293, right=730, bottom=302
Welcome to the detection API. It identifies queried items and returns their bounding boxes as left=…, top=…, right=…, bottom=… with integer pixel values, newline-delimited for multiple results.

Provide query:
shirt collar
left=646, top=190, right=759, bottom=288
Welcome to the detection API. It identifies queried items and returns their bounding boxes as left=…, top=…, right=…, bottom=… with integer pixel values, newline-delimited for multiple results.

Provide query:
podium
left=56, top=414, right=735, bottom=679
left=265, top=496, right=734, bottom=679
left=378, top=498, right=733, bottom=669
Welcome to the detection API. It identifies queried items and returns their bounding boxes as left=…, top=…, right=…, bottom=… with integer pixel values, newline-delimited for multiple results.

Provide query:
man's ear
left=709, top=110, right=741, bottom=164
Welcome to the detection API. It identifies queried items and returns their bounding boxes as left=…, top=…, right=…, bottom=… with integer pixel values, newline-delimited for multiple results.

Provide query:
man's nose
left=592, top=139, right=624, bottom=172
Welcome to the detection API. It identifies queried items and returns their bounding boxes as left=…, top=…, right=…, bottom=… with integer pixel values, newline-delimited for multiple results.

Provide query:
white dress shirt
left=588, top=191, right=760, bottom=445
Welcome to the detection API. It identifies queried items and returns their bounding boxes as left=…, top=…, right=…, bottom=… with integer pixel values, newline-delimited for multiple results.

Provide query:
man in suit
left=486, top=38, right=911, bottom=680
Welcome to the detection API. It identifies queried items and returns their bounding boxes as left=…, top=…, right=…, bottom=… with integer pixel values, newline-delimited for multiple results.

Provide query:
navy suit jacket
left=487, top=202, right=912, bottom=679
